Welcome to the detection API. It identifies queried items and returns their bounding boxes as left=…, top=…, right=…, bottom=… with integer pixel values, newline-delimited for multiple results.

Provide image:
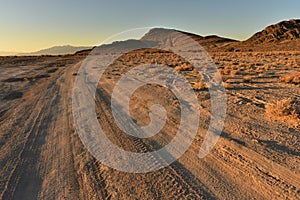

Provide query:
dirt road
left=0, top=54, right=299, bottom=199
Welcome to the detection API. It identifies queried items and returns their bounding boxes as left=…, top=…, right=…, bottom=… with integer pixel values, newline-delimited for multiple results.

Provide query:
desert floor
left=0, top=51, right=299, bottom=199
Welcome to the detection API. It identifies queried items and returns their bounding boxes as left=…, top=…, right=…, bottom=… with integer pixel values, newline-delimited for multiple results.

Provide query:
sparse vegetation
left=243, top=76, right=252, bottom=83
left=174, top=66, right=183, bottom=71
left=266, top=98, right=300, bottom=125
left=223, top=82, right=231, bottom=89
left=230, top=70, right=240, bottom=77
left=225, top=47, right=235, bottom=52
left=280, top=72, right=300, bottom=84
left=1, top=21, right=300, bottom=200
left=193, top=81, right=206, bottom=91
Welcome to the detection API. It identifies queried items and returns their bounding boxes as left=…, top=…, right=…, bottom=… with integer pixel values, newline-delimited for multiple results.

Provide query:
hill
left=19, top=45, right=92, bottom=56
left=141, top=28, right=237, bottom=51
left=230, top=19, right=300, bottom=51
left=246, top=19, right=300, bottom=44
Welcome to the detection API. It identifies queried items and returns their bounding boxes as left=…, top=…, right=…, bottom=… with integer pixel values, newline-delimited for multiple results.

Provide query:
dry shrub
left=174, top=66, right=183, bottom=72
left=225, top=47, right=235, bottom=52
left=230, top=70, right=240, bottom=77
left=129, top=60, right=135, bottom=65
left=223, top=82, right=231, bottom=89
left=222, top=75, right=229, bottom=82
left=263, top=65, right=270, bottom=71
left=174, top=63, right=193, bottom=72
left=239, top=63, right=248, bottom=70
left=223, top=69, right=231, bottom=75
left=256, top=66, right=264, bottom=73
left=280, top=72, right=300, bottom=84
left=243, top=76, right=252, bottom=83
left=160, top=60, right=167, bottom=66
left=193, top=81, right=206, bottom=91
left=181, top=63, right=193, bottom=71
left=258, top=73, right=264, bottom=78
left=192, top=68, right=198, bottom=75
left=265, top=98, right=300, bottom=126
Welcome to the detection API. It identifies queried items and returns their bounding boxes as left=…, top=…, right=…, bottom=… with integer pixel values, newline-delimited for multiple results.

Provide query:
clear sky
left=0, top=0, right=299, bottom=52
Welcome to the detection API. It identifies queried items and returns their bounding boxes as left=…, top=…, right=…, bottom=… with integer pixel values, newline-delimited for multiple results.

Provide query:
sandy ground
left=0, top=51, right=299, bottom=199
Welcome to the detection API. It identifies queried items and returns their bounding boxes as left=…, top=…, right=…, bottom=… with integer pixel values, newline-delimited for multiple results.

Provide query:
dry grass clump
left=223, top=68, right=231, bottom=75
left=192, top=68, right=198, bottom=75
left=193, top=81, right=206, bottom=91
left=174, top=66, right=183, bottom=72
left=223, top=82, right=231, bottom=89
left=239, top=63, right=248, bottom=70
left=258, top=73, right=265, bottom=78
left=243, top=76, right=252, bottom=83
left=181, top=63, right=193, bottom=71
left=280, top=72, right=300, bottom=84
left=230, top=70, right=240, bottom=77
left=174, top=63, right=193, bottom=72
left=255, top=66, right=264, bottom=73
left=265, top=98, right=300, bottom=126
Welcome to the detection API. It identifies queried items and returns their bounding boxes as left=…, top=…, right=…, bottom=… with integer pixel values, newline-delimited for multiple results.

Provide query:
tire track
left=93, top=87, right=216, bottom=199
left=1, top=68, right=66, bottom=199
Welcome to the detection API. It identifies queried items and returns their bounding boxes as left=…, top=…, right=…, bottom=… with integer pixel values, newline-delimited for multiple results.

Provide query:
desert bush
left=129, top=60, right=135, bottom=65
left=230, top=70, right=240, bottom=77
left=265, top=98, right=299, bottom=125
left=258, top=73, right=264, bottom=78
left=192, top=68, right=198, bottom=75
left=174, top=66, right=183, bottom=72
left=223, top=82, right=231, bottom=89
left=280, top=72, right=300, bottom=84
left=239, top=63, right=248, bottom=70
left=225, top=47, right=235, bottom=52
left=223, top=69, right=231, bottom=75
left=174, top=63, right=193, bottom=72
left=243, top=76, right=252, bottom=83
left=193, top=81, right=206, bottom=91
left=181, top=63, right=193, bottom=71
left=221, top=75, right=229, bottom=82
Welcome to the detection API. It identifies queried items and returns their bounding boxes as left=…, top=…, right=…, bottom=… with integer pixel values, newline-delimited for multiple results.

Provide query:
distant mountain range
left=0, top=45, right=92, bottom=56
left=2, top=19, right=300, bottom=56
left=90, top=19, right=300, bottom=53
left=18, top=45, right=92, bottom=56
left=0, top=51, right=23, bottom=56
